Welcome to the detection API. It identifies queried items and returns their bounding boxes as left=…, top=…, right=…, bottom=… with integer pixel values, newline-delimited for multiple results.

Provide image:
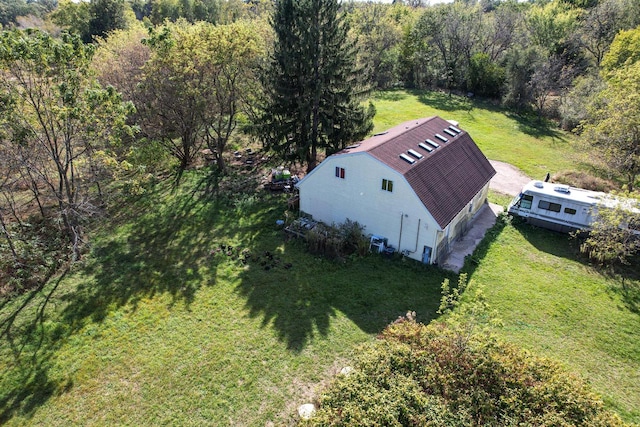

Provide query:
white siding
left=298, top=153, right=442, bottom=263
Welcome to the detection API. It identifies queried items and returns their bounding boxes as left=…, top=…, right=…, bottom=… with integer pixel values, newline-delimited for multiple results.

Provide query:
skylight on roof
left=418, top=142, right=433, bottom=152
left=399, top=153, right=416, bottom=164
left=449, top=126, right=461, bottom=133
left=407, top=149, right=423, bottom=159
left=425, top=139, right=439, bottom=148
left=435, top=133, right=449, bottom=143
left=443, top=129, right=456, bottom=137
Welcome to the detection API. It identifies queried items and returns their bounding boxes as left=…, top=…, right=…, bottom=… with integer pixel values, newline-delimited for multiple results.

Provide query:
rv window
left=520, top=194, right=533, bottom=209
left=539, top=200, right=561, bottom=212
left=564, top=207, right=577, bottom=215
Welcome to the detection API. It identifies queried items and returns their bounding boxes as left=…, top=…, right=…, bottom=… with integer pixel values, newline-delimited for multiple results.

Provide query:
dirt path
left=489, top=160, right=531, bottom=197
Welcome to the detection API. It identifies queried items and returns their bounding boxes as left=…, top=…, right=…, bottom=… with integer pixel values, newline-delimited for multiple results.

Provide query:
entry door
left=422, top=246, right=432, bottom=264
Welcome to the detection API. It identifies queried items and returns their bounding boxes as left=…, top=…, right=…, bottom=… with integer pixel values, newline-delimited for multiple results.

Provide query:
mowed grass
left=1, top=90, right=638, bottom=425
left=462, top=215, right=640, bottom=423
left=0, top=171, right=450, bottom=426
left=372, top=89, right=583, bottom=180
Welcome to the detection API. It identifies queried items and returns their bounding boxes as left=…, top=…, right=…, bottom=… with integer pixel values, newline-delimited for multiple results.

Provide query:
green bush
left=303, top=317, right=627, bottom=426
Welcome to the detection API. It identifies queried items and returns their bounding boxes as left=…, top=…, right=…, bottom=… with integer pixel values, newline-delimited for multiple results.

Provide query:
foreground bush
left=303, top=317, right=626, bottom=426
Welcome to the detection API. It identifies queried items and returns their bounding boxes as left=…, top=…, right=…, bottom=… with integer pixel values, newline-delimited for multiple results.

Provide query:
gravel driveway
left=489, top=160, right=531, bottom=197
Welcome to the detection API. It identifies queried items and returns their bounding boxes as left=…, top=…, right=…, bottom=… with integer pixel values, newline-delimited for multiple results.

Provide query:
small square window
left=382, top=179, right=393, bottom=192
left=335, top=167, right=345, bottom=179
left=564, top=207, right=576, bottom=215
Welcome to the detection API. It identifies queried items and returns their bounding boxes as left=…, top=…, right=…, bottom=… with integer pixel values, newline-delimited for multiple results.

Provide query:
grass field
left=463, top=215, right=640, bottom=422
left=1, top=90, right=638, bottom=425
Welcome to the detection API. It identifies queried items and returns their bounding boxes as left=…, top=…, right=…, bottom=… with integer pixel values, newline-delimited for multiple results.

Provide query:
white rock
left=339, top=366, right=353, bottom=376
left=298, top=403, right=316, bottom=420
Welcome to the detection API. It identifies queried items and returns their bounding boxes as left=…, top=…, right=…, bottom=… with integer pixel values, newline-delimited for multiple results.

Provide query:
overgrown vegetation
left=302, top=219, right=370, bottom=260
left=0, top=216, right=69, bottom=297
left=304, top=278, right=626, bottom=426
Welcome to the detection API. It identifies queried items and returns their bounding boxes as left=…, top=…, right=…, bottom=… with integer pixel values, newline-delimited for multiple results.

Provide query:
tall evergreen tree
left=259, top=0, right=374, bottom=172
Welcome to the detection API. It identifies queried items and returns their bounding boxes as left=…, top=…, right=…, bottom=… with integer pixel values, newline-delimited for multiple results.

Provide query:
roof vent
left=345, top=144, right=360, bottom=149
left=449, top=126, right=462, bottom=133
left=399, top=153, right=416, bottom=164
left=435, top=133, right=449, bottom=143
left=407, top=149, right=423, bottom=159
left=373, top=131, right=388, bottom=137
left=554, top=185, right=570, bottom=193
left=443, top=128, right=457, bottom=137
left=533, top=181, right=544, bottom=188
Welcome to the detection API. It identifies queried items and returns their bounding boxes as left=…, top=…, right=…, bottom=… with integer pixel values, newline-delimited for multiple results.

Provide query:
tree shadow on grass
left=0, top=168, right=273, bottom=422
left=591, top=257, right=640, bottom=315
left=460, top=213, right=510, bottom=279
left=505, top=112, right=567, bottom=142
left=413, top=89, right=475, bottom=113
left=0, top=267, right=72, bottom=423
left=373, top=89, right=409, bottom=102
left=510, top=218, right=640, bottom=314
left=235, top=238, right=453, bottom=352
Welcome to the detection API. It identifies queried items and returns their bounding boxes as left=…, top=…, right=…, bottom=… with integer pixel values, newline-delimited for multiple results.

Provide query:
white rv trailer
left=508, top=180, right=639, bottom=233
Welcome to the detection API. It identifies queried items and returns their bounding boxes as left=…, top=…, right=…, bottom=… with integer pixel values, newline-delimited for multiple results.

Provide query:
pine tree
left=259, top=0, right=374, bottom=172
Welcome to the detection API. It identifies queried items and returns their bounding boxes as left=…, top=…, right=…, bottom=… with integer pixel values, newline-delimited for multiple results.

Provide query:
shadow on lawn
left=0, top=168, right=454, bottom=419
left=595, top=258, right=640, bottom=315
left=0, top=169, right=274, bottom=422
left=510, top=219, right=640, bottom=314
left=505, top=112, right=567, bottom=142
left=235, top=238, right=453, bottom=352
left=414, top=89, right=475, bottom=113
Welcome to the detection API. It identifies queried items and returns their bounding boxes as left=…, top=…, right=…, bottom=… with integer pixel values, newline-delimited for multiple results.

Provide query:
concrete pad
left=440, top=202, right=503, bottom=273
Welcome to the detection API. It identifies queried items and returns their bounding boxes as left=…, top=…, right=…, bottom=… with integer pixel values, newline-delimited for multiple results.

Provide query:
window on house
left=520, top=194, right=533, bottom=209
left=335, top=167, right=345, bottom=179
left=382, top=179, right=393, bottom=192
left=538, top=200, right=561, bottom=212
left=564, top=207, right=577, bottom=215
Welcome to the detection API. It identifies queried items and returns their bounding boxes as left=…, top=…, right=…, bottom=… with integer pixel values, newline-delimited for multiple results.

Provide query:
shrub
left=303, top=317, right=627, bottom=426
left=303, top=219, right=368, bottom=260
left=553, top=171, right=616, bottom=192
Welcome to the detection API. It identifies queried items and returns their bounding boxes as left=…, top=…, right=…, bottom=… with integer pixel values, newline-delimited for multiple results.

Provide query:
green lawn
left=1, top=90, right=638, bottom=425
left=462, top=215, right=640, bottom=422
left=0, top=172, right=450, bottom=425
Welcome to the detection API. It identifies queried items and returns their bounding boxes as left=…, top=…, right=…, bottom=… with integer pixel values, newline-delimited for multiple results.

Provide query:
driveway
left=489, top=160, right=531, bottom=196
left=440, top=160, right=531, bottom=272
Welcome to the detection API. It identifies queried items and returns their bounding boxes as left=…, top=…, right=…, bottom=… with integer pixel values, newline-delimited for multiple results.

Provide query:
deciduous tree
left=138, top=21, right=265, bottom=173
left=581, top=61, right=640, bottom=191
left=577, top=200, right=640, bottom=267
left=0, top=30, right=134, bottom=259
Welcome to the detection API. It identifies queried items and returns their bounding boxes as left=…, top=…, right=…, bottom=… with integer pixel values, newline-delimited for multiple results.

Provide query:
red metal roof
left=338, top=116, right=496, bottom=228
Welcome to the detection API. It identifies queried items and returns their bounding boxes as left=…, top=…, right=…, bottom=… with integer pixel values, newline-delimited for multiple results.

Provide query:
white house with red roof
left=295, top=116, right=496, bottom=264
